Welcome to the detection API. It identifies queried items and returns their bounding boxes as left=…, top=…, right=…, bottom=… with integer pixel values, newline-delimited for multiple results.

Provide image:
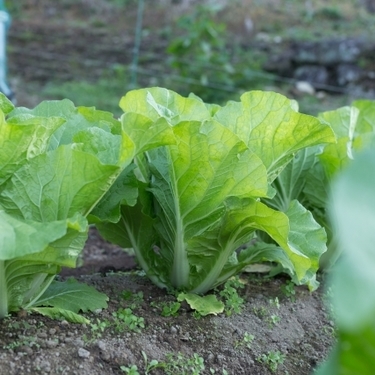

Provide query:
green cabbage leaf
left=96, top=88, right=335, bottom=293
left=0, top=94, right=171, bottom=318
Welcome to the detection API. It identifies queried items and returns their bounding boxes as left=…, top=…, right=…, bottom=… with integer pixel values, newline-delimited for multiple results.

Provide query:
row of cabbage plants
left=1, top=90, right=375, bottom=374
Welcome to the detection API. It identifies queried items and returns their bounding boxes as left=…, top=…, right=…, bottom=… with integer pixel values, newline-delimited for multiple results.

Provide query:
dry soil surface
left=0, top=229, right=335, bottom=375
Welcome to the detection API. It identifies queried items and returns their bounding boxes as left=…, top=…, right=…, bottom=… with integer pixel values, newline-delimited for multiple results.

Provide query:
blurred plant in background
left=166, top=3, right=236, bottom=102
left=166, top=2, right=267, bottom=103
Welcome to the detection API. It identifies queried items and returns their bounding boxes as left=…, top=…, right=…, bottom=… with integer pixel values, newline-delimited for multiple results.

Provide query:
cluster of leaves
left=166, top=3, right=265, bottom=103
left=218, top=277, right=245, bottom=316
left=167, top=4, right=234, bottom=102
left=0, top=90, right=169, bottom=319
left=266, top=100, right=375, bottom=269
left=5, top=85, right=372, bottom=329
left=94, top=87, right=335, bottom=296
left=121, top=351, right=206, bottom=375
left=257, top=350, right=286, bottom=373
left=0, top=93, right=131, bottom=319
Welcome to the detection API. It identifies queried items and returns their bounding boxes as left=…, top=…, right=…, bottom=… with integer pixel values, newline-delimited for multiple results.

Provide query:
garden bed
left=0, top=228, right=335, bottom=375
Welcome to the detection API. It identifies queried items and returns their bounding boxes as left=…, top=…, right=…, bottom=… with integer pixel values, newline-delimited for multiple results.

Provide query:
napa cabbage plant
left=0, top=93, right=172, bottom=320
left=93, top=87, right=336, bottom=294
left=265, top=100, right=375, bottom=270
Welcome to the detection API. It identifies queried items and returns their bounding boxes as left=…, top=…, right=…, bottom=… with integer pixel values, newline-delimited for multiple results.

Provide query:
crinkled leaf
left=73, top=127, right=124, bottom=166
left=192, top=198, right=324, bottom=292
left=148, top=120, right=268, bottom=290
left=21, top=216, right=88, bottom=268
left=0, top=213, right=88, bottom=317
left=30, top=307, right=90, bottom=324
left=0, top=111, right=65, bottom=185
left=177, top=292, right=224, bottom=316
left=0, top=98, right=135, bottom=319
left=214, top=90, right=336, bottom=181
left=119, top=87, right=211, bottom=125
left=0, top=146, right=120, bottom=221
left=225, top=198, right=324, bottom=290
left=34, top=279, right=108, bottom=314
left=10, top=99, right=122, bottom=149
left=121, top=112, right=176, bottom=154
left=0, top=210, right=70, bottom=260
left=284, top=200, right=326, bottom=290
left=185, top=198, right=289, bottom=293
left=90, top=109, right=177, bottom=224
left=239, top=242, right=294, bottom=276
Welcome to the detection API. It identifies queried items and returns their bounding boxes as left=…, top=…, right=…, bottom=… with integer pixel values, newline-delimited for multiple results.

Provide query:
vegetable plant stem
left=171, top=196, right=189, bottom=289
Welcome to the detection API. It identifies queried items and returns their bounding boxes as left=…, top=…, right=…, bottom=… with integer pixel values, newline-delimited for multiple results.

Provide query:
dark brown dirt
left=0, top=228, right=335, bottom=375
left=60, top=228, right=137, bottom=278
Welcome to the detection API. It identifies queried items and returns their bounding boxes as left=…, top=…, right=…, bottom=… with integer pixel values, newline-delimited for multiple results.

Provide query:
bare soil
left=0, top=228, right=335, bottom=375
left=1, top=1, right=339, bottom=374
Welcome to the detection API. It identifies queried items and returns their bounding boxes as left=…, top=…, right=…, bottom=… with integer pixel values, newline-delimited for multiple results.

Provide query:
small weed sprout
left=269, top=297, right=280, bottom=309
left=257, top=350, right=286, bottom=373
left=120, top=352, right=161, bottom=375
left=267, top=314, right=281, bottom=328
left=193, top=310, right=203, bottom=320
left=120, top=364, right=140, bottom=375
left=89, top=318, right=110, bottom=340
left=3, top=335, right=39, bottom=351
left=164, top=352, right=205, bottom=375
left=113, top=308, right=145, bottom=333
left=235, top=332, right=255, bottom=349
left=121, top=351, right=205, bottom=375
left=141, top=351, right=162, bottom=373
left=121, top=290, right=144, bottom=309
left=161, top=301, right=181, bottom=317
left=150, top=300, right=181, bottom=317
left=252, top=306, right=268, bottom=318
left=219, top=277, right=245, bottom=316
left=281, top=280, right=296, bottom=302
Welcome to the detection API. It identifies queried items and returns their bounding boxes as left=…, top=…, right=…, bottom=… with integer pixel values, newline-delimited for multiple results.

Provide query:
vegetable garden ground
left=0, top=228, right=335, bottom=375
left=3, top=0, right=374, bottom=373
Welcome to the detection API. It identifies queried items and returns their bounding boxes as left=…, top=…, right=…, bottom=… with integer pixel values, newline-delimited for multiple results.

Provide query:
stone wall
left=263, top=37, right=375, bottom=97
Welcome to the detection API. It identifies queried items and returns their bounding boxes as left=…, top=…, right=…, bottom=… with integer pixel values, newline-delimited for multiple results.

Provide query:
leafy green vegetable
left=266, top=100, right=375, bottom=270
left=315, top=149, right=375, bottom=374
left=96, top=88, right=335, bottom=294
left=0, top=94, right=169, bottom=319
left=213, top=91, right=335, bottom=182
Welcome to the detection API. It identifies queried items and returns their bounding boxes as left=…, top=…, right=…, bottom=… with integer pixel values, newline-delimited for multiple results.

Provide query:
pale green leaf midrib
left=171, top=177, right=190, bottom=289
left=191, top=227, right=242, bottom=294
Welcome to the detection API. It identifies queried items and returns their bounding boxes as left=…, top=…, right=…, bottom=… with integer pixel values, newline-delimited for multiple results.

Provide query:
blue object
left=0, top=1, right=13, bottom=101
